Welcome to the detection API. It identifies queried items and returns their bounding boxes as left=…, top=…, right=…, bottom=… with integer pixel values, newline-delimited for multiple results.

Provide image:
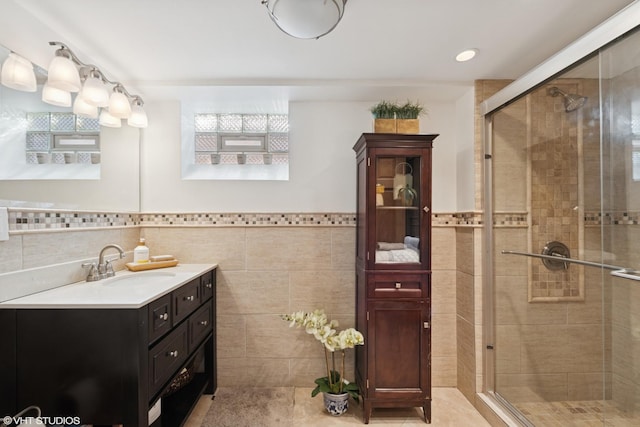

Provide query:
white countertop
left=0, top=263, right=217, bottom=309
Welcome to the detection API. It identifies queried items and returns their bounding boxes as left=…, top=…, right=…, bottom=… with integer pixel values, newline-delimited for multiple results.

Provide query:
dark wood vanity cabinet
left=353, top=133, right=437, bottom=424
left=0, top=267, right=217, bottom=427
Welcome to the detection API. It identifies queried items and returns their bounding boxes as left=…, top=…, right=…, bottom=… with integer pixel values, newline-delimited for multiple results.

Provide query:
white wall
left=141, top=99, right=460, bottom=213
left=455, top=88, right=477, bottom=211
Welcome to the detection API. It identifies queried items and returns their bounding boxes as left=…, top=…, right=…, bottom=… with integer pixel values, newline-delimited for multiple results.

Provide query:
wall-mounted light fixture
left=261, top=0, right=347, bottom=39
left=0, top=52, right=37, bottom=92
left=44, top=41, right=147, bottom=128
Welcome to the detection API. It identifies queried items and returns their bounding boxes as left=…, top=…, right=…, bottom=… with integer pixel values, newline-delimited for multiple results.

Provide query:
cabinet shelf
left=376, top=206, right=420, bottom=210
left=157, top=372, right=209, bottom=427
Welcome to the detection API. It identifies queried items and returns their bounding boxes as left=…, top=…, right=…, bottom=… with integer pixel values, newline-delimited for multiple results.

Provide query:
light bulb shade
left=108, top=91, right=132, bottom=118
left=99, top=110, right=122, bottom=128
left=264, top=0, right=346, bottom=39
left=1, top=53, right=37, bottom=92
left=73, top=93, right=98, bottom=118
left=42, top=83, right=72, bottom=107
left=81, top=75, right=109, bottom=107
left=46, top=55, right=81, bottom=92
left=128, top=104, right=148, bottom=128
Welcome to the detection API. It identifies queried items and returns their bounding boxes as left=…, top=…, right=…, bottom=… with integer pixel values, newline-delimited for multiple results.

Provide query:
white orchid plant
left=282, top=309, right=364, bottom=400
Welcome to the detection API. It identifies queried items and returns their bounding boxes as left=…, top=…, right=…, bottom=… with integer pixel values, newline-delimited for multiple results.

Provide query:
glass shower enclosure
left=485, top=23, right=640, bottom=427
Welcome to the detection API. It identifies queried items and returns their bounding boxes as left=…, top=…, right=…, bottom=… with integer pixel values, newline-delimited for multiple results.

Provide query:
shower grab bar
left=501, top=250, right=640, bottom=282
left=501, top=250, right=622, bottom=270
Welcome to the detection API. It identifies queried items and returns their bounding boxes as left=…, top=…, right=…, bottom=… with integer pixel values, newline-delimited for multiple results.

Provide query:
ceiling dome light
left=81, top=71, right=109, bottom=107
left=108, top=88, right=132, bottom=119
left=263, top=0, right=346, bottom=39
left=1, top=53, right=37, bottom=92
left=73, top=93, right=99, bottom=118
left=99, top=109, right=122, bottom=128
left=128, top=100, right=148, bottom=128
left=456, top=49, right=478, bottom=62
left=42, top=82, right=72, bottom=107
left=47, top=52, right=81, bottom=92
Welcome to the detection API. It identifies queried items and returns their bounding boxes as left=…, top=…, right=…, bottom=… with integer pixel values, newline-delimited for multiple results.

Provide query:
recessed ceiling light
left=456, top=49, right=478, bottom=62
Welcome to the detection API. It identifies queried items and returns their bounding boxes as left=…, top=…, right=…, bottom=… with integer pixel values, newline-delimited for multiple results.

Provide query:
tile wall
left=0, top=209, right=483, bottom=390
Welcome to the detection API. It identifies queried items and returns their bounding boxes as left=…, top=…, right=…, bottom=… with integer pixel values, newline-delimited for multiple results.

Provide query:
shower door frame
left=480, top=2, right=640, bottom=424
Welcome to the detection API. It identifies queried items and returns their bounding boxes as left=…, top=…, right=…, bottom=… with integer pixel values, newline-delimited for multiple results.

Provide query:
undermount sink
left=101, top=270, right=178, bottom=287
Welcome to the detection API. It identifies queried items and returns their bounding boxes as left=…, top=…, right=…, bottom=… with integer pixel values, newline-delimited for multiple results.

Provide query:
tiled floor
left=515, top=400, right=640, bottom=427
left=184, top=387, right=492, bottom=426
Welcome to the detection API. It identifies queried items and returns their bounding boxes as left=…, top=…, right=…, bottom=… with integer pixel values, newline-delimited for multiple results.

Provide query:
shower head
left=548, top=86, right=587, bottom=112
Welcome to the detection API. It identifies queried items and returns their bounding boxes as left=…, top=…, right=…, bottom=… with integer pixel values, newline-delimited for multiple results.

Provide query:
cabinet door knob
left=423, top=206, right=430, bottom=213
left=199, top=320, right=208, bottom=326
left=205, top=283, right=212, bottom=289
left=184, top=295, right=195, bottom=302
left=158, top=312, right=168, bottom=321
left=167, top=350, right=179, bottom=358
left=395, top=282, right=402, bottom=289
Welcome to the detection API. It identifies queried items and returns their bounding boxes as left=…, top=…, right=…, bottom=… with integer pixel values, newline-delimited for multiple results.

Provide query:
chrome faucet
left=82, top=244, right=126, bottom=281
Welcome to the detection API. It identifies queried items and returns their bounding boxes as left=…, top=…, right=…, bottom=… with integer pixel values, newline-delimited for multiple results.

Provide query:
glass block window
left=25, top=112, right=100, bottom=165
left=218, top=114, right=243, bottom=133
left=50, top=113, right=76, bottom=131
left=194, top=113, right=289, bottom=166
left=195, top=114, right=218, bottom=132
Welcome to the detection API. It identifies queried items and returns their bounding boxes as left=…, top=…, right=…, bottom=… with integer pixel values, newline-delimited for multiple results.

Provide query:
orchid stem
left=324, top=347, right=333, bottom=389
left=331, top=351, right=336, bottom=389
left=340, top=350, right=345, bottom=393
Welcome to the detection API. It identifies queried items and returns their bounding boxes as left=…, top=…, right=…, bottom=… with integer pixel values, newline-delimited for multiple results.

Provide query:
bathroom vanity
left=0, top=264, right=217, bottom=427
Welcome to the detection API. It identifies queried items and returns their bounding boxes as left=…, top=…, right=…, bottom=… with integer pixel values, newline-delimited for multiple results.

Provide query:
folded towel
left=404, top=236, right=419, bottom=249
left=377, top=242, right=405, bottom=251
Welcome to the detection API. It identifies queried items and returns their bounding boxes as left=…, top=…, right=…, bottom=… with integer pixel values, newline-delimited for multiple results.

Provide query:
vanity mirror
left=0, top=44, right=140, bottom=211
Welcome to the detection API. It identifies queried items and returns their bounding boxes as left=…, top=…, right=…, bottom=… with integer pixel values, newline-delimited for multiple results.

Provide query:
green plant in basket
left=369, top=100, right=397, bottom=119
left=396, top=100, right=426, bottom=119
left=282, top=309, right=364, bottom=401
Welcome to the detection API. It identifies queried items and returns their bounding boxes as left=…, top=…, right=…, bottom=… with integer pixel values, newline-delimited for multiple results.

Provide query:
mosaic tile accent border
left=432, top=212, right=484, bottom=226
left=6, top=209, right=638, bottom=232
left=584, top=210, right=640, bottom=226
left=493, top=211, right=640, bottom=227
left=8, top=209, right=139, bottom=231
left=138, top=212, right=355, bottom=227
left=493, top=212, right=529, bottom=227
left=5, top=209, right=356, bottom=231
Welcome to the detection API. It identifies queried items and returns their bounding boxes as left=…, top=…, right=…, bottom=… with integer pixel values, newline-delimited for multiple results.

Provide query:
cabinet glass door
left=374, top=155, right=421, bottom=264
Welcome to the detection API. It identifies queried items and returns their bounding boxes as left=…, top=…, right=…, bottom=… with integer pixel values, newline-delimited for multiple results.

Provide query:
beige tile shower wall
left=456, top=227, right=475, bottom=401
left=474, top=80, right=512, bottom=211
left=529, top=81, right=584, bottom=300
left=432, top=227, right=458, bottom=387
left=144, top=225, right=460, bottom=388
left=493, top=226, right=607, bottom=402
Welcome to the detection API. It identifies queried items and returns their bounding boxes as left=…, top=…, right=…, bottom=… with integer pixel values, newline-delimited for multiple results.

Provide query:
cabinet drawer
left=368, top=274, right=429, bottom=299
left=173, top=278, right=201, bottom=325
left=200, top=270, right=214, bottom=301
left=148, top=322, right=188, bottom=396
left=189, top=302, right=213, bottom=351
left=148, top=294, right=171, bottom=344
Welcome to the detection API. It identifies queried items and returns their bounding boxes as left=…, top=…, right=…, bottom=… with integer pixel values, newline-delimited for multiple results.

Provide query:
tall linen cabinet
left=353, top=133, right=437, bottom=424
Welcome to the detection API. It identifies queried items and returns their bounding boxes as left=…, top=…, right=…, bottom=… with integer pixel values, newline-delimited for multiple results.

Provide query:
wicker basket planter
left=374, top=118, right=397, bottom=133
left=396, top=119, right=419, bottom=134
